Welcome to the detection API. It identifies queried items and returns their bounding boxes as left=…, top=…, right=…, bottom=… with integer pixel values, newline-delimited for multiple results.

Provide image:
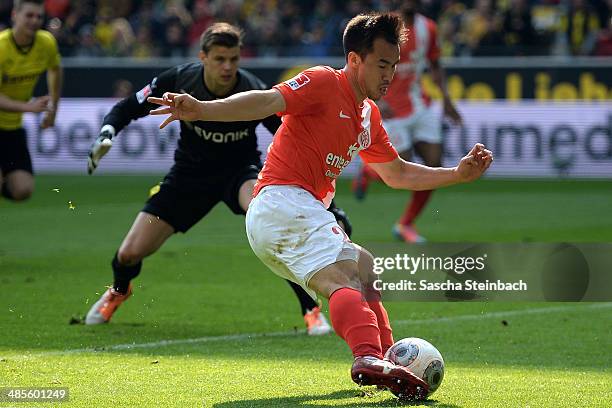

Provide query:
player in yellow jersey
left=0, top=0, right=62, bottom=201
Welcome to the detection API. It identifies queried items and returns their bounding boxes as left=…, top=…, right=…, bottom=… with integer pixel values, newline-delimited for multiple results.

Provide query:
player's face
left=359, top=38, right=400, bottom=101
left=200, top=46, right=241, bottom=87
left=12, top=3, right=44, bottom=38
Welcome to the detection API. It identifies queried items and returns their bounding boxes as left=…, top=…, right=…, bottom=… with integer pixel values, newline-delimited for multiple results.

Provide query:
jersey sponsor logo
left=339, top=110, right=350, bottom=119
left=326, top=152, right=351, bottom=171
left=285, top=73, right=310, bottom=90
left=325, top=128, right=370, bottom=180
left=136, top=84, right=153, bottom=104
left=347, top=143, right=360, bottom=159
left=325, top=169, right=340, bottom=179
left=193, top=125, right=249, bottom=143
left=2, top=71, right=42, bottom=85
left=325, top=148, right=355, bottom=180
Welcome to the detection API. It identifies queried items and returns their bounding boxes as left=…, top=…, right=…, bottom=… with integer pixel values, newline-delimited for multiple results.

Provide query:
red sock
left=399, top=190, right=433, bottom=226
left=329, top=288, right=382, bottom=359
left=363, top=164, right=382, bottom=182
left=367, top=299, right=394, bottom=355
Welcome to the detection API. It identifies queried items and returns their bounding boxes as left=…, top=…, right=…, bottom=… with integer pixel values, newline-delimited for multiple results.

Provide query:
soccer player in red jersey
left=148, top=13, right=492, bottom=400
left=353, top=0, right=463, bottom=243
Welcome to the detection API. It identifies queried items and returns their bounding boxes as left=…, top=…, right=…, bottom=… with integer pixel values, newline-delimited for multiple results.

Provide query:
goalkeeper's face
left=200, top=46, right=241, bottom=90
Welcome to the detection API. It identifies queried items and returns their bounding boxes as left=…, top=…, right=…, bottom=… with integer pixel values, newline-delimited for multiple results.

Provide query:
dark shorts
left=0, top=128, right=33, bottom=175
left=143, top=161, right=261, bottom=233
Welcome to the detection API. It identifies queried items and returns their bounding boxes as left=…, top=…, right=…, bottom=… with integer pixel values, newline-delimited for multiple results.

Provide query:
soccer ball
left=385, top=337, right=445, bottom=396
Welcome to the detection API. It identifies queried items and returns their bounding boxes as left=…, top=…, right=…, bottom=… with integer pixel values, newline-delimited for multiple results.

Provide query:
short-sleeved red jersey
left=253, top=66, right=398, bottom=207
left=383, top=14, right=440, bottom=118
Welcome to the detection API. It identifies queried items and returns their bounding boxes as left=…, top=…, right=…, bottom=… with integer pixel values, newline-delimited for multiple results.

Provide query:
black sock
left=1, top=183, right=13, bottom=200
left=286, top=279, right=318, bottom=316
left=112, top=252, right=142, bottom=294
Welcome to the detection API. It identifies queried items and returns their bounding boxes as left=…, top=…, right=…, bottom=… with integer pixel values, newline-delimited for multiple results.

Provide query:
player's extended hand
left=455, top=143, right=493, bottom=182
left=148, top=92, right=203, bottom=129
left=87, top=125, right=115, bottom=174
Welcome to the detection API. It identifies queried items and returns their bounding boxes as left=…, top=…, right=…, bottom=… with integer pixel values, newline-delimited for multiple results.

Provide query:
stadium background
left=0, top=0, right=608, bottom=177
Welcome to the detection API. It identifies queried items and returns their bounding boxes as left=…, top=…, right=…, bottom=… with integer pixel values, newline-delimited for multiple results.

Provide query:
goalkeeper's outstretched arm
left=88, top=68, right=177, bottom=174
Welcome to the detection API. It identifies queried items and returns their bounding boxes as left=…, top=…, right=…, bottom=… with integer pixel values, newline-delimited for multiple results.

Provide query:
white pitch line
left=6, top=303, right=611, bottom=359
left=394, top=302, right=612, bottom=326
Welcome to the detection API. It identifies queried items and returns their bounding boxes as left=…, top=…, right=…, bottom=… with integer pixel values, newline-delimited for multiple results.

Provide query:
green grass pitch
left=1, top=175, right=611, bottom=407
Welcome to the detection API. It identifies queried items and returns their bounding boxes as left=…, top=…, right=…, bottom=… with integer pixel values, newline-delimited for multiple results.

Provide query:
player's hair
left=200, top=23, right=243, bottom=53
left=13, top=0, right=44, bottom=10
left=342, top=13, right=405, bottom=60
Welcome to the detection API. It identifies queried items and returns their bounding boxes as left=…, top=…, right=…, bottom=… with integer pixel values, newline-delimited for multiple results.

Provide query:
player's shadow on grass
left=212, top=389, right=462, bottom=408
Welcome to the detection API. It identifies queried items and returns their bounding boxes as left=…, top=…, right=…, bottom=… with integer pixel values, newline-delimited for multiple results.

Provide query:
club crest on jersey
left=286, top=73, right=310, bottom=90
left=358, top=129, right=371, bottom=149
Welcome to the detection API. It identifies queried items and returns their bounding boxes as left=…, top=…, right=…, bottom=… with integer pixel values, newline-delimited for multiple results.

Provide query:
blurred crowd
left=0, top=0, right=611, bottom=57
